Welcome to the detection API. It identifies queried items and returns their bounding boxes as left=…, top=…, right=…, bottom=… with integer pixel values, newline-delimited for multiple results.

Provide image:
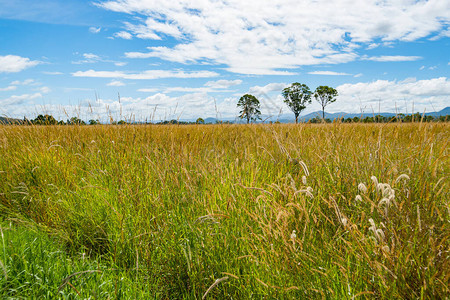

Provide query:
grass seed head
left=358, top=183, right=368, bottom=193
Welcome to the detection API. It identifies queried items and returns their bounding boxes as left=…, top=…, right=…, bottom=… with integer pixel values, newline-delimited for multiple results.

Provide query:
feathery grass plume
left=202, top=277, right=229, bottom=300
left=395, top=174, right=410, bottom=185
left=371, top=176, right=378, bottom=188
left=298, top=160, right=309, bottom=176
left=355, top=195, right=363, bottom=202
left=302, top=176, right=307, bottom=185
left=358, top=183, right=368, bottom=193
left=368, top=218, right=385, bottom=244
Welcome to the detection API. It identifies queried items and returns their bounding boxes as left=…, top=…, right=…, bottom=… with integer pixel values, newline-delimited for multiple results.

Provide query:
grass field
left=0, top=122, right=448, bottom=298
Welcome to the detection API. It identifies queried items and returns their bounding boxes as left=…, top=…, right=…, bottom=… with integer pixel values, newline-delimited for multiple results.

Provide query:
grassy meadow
left=0, top=122, right=448, bottom=298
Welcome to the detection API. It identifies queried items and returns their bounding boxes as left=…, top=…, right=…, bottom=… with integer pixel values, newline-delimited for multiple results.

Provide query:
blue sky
left=0, top=0, right=449, bottom=121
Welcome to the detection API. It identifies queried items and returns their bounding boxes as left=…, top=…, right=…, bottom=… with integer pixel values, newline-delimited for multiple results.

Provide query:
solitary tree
left=314, top=86, right=338, bottom=120
left=282, top=83, right=312, bottom=123
left=237, top=94, right=261, bottom=124
left=196, top=117, right=205, bottom=124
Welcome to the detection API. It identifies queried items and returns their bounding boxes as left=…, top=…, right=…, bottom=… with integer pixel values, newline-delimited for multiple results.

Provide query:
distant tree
left=89, top=119, right=100, bottom=125
left=118, top=120, right=127, bottom=125
left=196, top=117, right=205, bottom=124
left=23, top=116, right=32, bottom=125
left=237, top=94, right=261, bottom=124
left=309, top=116, right=321, bottom=123
left=282, top=83, right=312, bottom=123
left=33, top=114, right=57, bottom=125
left=67, top=117, right=86, bottom=125
left=314, top=86, right=338, bottom=120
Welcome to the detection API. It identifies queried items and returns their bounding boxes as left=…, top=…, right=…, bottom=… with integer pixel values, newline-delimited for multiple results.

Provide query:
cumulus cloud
left=336, top=77, right=450, bottom=114
left=11, top=79, right=35, bottom=85
left=97, top=0, right=450, bottom=74
left=0, top=92, right=42, bottom=106
left=114, top=31, right=132, bottom=39
left=72, top=69, right=219, bottom=79
left=0, top=85, right=17, bottom=92
left=308, top=71, right=352, bottom=76
left=39, top=86, right=51, bottom=93
left=248, top=83, right=289, bottom=96
left=0, top=55, right=40, bottom=73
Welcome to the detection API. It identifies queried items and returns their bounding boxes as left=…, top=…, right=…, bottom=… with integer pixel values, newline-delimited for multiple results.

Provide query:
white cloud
left=89, top=27, right=101, bottom=34
left=354, top=73, right=363, bottom=78
left=246, top=83, right=290, bottom=116
left=419, top=66, right=425, bottom=70
left=72, top=53, right=127, bottom=66
left=11, top=79, right=34, bottom=85
left=97, top=0, right=450, bottom=74
left=336, top=77, right=450, bottom=114
left=83, top=53, right=101, bottom=60
left=363, top=55, right=422, bottom=62
left=0, top=92, right=42, bottom=105
left=72, top=69, right=219, bottom=79
left=308, top=71, right=352, bottom=76
left=43, top=71, right=63, bottom=75
left=204, top=79, right=242, bottom=89
left=0, top=55, right=40, bottom=73
left=114, top=31, right=132, bottom=40
left=137, top=88, right=159, bottom=93
left=107, top=80, right=125, bottom=87
left=163, top=87, right=215, bottom=93
left=39, top=86, right=51, bottom=93
left=248, top=83, right=289, bottom=96
left=0, top=85, right=17, bottom=92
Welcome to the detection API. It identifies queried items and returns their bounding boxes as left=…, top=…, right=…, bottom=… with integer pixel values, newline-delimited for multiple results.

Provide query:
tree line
left=0, top=80, right=448, bottom=125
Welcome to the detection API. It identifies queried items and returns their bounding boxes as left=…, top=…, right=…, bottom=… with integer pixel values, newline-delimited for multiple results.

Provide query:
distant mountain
left=427, top=107, right=450, bottom=117
left=263, top=107, right=450, bottom=123
left=188, top=107, right=449, bottom=124
left=0, top=117, right=22, bottom=125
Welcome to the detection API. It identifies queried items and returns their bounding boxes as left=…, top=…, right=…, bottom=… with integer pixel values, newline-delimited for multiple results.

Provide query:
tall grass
left=0, top=122, right=448, bottom=298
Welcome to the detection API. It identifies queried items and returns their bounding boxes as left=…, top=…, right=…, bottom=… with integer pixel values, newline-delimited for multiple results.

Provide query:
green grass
left=0, top=222, right=160, bottom=298
left=0, top=123, right=448, bottom=298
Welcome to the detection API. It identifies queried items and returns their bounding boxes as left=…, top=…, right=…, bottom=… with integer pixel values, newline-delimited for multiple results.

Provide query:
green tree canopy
left=282, top=83, right=312, bottom=123
left=67, top=117, right=86, bottom=125
left=196, top=117, right=205, bottom=124
left=33, top=114, right=57, bottom=125
left=314, top=86, right=338, bottom=119
left=237, top=94, right=261, bottom=124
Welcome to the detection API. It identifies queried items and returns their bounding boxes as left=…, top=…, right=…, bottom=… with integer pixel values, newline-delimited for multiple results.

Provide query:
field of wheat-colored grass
left=0, top=122, right=448, bottom=298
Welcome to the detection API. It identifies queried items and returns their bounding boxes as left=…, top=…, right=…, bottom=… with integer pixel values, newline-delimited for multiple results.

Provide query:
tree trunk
left=322, top=107, right=325, bottom=120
